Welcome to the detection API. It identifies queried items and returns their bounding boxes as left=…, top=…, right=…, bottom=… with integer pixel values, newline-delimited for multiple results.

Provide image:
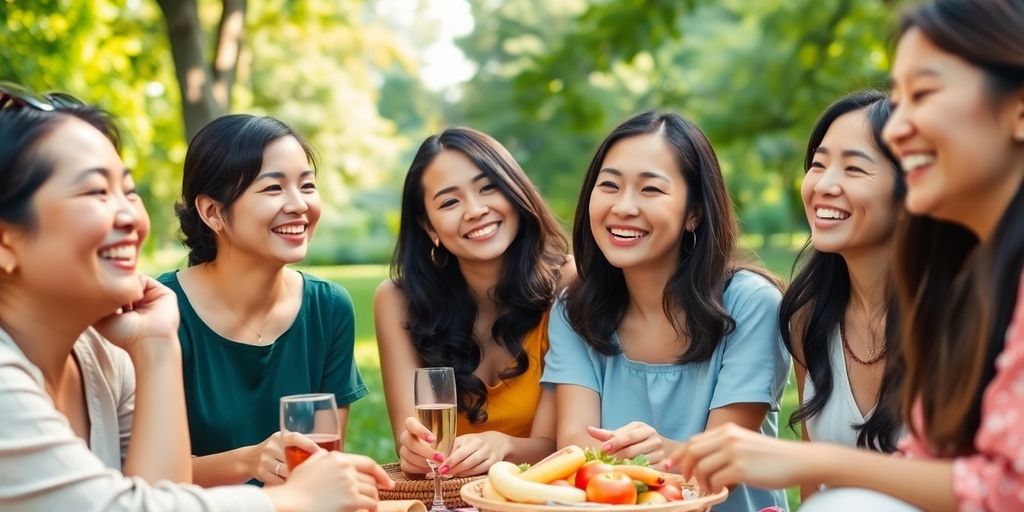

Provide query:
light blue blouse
left=542, top=270, right=791, bottom=512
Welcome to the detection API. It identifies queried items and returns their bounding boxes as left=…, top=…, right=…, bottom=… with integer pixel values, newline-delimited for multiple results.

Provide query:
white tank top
left=802, top=327, right=871, bottom=447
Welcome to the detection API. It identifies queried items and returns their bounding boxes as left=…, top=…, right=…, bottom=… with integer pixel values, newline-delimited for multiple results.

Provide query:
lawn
left=302, top=242, right=805, bottom=509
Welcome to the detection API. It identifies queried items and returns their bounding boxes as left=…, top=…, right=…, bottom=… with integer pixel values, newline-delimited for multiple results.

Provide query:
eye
left=596, top=180, right=619, bottom=190
left=87, top=187, right=109, bottom=196
left=440, top=198, right=458, bottom=209
left=845, top=166, right=867, bottom=174
left=259, top=184, right=283, bottom=193
left=301, top=182, right=317, bottom=191
left=480, top=183, right=497, bottom=193
left=641, top=186, right=665, bottom=194
left=910, top=89, right=934, bottom=102
left=808, top=161, right=826, bottom=173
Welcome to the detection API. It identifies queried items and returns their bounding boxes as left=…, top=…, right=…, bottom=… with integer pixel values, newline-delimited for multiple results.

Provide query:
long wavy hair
left=391, top=127, right=568, bottom=424
left=781, top=91, right=906, bottom=452
left=565, top=110, right=776, bottom=363
left=894, top=0, right=1024, bottom=456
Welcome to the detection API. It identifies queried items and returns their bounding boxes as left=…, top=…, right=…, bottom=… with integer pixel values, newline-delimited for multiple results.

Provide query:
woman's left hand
left=667, top=423, right=808, bottom=492
left=93, top=275, right=180, bottom=356
left=438, top=431, right=510, bottom=477
left=588, top=422, right=666, bottom=464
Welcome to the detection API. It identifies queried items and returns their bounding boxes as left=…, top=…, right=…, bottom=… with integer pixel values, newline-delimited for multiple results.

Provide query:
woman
left=375, top=127, right=569, bottom=477
left=541, top=110, right=790, bottom=512
left=782, top=91, right=905, bottom=497
left=669, top=1, right=1024, bottom=509
left=0, top=85, right=391, bottom=511
left=159, top=114, right=367, bottom=487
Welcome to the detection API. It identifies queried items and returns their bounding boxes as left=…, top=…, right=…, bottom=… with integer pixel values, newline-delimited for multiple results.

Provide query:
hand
left=251, top=432, right=320, bottom=485
left=666, top=423, right=809, bottom=492
left=93, top=275, right=180, bottom=355
left=398, top=416, right=442, bottom=475
left=263, top=451, right=395, bottom=512
left=588, top=422, right=666, bottom=464
left=439, top=431, right=509, bottom=477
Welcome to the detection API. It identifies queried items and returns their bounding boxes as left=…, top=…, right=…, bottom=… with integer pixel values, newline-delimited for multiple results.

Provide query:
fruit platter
left=460, top=446, right=728, bottom=512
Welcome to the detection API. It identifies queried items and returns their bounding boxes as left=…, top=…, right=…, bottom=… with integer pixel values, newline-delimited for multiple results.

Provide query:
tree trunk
left=156, top=0, right=245, bottom=142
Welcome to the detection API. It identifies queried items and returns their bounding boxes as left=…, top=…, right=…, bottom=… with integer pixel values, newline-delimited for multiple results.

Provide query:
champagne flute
left=414, top=367, right=457, bottom=511
left=280, top=393, right=340, bottom=471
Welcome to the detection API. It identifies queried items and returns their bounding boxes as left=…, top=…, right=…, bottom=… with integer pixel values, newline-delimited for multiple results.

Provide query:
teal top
left=157, top=271, right=367, bottom=458
left=542, top=270, right=791, bottom=512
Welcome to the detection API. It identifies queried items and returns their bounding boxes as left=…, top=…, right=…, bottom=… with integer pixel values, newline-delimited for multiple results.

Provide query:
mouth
left=901, top=152, right=933, bottom=175
left=814, top=207, right=851, bottom=221
left=607, top=226, right=650, bottom=245
left=98, top=241, right=138, bottom=270
left=272, top=223, right=307, bottom=236
left=464, top=222, right=500, bottom=240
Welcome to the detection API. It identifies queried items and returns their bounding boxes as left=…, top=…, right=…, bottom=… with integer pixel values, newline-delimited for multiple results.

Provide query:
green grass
left=302, top=245, right=804, bottom=509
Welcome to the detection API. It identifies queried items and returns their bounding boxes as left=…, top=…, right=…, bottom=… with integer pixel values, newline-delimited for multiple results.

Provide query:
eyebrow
left=598, top=167, right=671, bottom=182
left=431, top=172, right=489, bottom=200
left=254, top=170, right=316, bottom=181
left=889, top=68, right=942, bottom=88
left=73, top=167, right=132, bottom=183
left=813, top=147, right=876, bottom=163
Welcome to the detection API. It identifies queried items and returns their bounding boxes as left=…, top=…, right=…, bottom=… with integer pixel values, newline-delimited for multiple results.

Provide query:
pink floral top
left=899, top=275, right=1024, bottom=511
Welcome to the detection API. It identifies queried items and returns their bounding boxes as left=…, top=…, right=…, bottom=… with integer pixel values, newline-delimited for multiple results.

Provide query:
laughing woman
left=541, top=110, right=790, bottom=512
left=159, top=115, right=367, bottom=486
left=669, top=1, right=1024, bottom=510
left=376, top=127, right=570, bottom=477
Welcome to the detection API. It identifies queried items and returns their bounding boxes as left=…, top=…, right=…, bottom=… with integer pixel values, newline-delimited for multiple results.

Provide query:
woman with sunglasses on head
left=0, top=87, right=391, bottom=511
left=158, top=114, right=368, bottom=487
left=669, top=0, right=1024, bottom=509
left=542, top=110, right=790, bottom=512
left=376, top=127, right=570, bottom=477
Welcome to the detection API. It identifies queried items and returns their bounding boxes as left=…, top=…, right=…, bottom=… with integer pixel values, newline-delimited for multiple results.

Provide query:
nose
left=882, top=105, right=911, bottom=151
left=813, top=166, right=843, bottom=196
left=463, top=196, right=489, bottom=221
left=610, top=190, right=640, bottom=217
left=282, top=187, right=309, bottom=215
left=112, top=193, right=141, bottom=230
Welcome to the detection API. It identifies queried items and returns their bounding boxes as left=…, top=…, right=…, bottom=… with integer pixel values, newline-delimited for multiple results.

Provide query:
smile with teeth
left=272, top=225, right=306, bottom=235
left=901, top=153, right=935, bottom=172
left=465, top=223, right=498, bottom=239
left=609, top=227, right=649, bottom=239
left=98, top=244, right=136, bottom=261
left=815, top=208, right=850, bottom=220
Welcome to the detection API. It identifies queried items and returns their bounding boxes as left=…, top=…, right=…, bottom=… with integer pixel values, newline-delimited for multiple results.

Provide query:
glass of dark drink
left=280, top=393, right=340, bottom=471
left=414, top=367, right=457, bottom=511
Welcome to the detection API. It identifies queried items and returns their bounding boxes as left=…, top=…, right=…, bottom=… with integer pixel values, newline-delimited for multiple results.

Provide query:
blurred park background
left=3, top=0, right=906, bottom=506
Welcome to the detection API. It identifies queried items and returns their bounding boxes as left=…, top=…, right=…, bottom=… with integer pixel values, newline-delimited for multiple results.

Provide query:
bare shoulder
left=374, top=278, right=405, bottom=306
left=788, top=304, right=811, bottom=367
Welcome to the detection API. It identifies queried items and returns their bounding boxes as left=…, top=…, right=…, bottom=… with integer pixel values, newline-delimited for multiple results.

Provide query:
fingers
left=442, top=439, right=491, bottom=476
left=692, top=448, right=732, bottom=493
left=283, top=431, right=322, bottom=454
left=586, top=425, right=613, bottom=442
left=403, top=416, right=435, bottom=443
left=600, top=422, right=659, bottom=456
left=342, top=454, right=395, bottom=489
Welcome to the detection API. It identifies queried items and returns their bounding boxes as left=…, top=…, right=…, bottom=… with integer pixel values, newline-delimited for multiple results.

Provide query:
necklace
left=841, top=321, right=886, bottom=366
left=206, top=266, right=288, bottom=344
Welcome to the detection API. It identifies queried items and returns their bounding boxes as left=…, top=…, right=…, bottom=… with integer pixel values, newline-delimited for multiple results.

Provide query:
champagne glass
left=414, top=367, right=457, bottom=511
left=280, top=393, right=340, bottom=471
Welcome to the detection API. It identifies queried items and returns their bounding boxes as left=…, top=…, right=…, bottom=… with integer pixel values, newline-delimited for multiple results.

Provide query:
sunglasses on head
left=0, top=81, right=83, bottom=112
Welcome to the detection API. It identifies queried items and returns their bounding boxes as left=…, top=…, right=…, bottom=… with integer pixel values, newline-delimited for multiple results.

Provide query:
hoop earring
left=685, top=230, right=697, bottom=253
left=430, top=245, right=450, bottom=267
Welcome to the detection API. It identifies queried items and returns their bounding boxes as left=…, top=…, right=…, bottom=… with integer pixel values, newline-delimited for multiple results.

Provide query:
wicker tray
left=378, top=462, right=485, bottom=509
left=460, top=475, right=728, bottom=512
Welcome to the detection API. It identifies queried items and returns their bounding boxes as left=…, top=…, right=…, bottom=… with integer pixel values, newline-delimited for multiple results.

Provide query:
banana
left=487, top=461, right=587, bottom=504
left=612, top=464, right=666, bottom=487
left=518, top=445, right=587, bottom=483
left=481, top=479, right=507, bottom=502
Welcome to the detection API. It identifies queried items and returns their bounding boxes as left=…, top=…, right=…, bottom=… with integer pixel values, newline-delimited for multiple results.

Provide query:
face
left=219, top=136, right=321, bottom=264
left=802, top=109, right=900, bottom=256
left=2, top=117, right=149, bottom=310
left=588, top=133, right=695, bottom=273
left=883, top=28, right=1024, bottom=223
left=420, top=150, right=520, bottom=266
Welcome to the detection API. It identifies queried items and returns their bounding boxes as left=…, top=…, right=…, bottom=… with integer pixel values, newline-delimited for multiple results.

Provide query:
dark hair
left=1, top=100, right=122, bottom=231
left=176, top=114, right=316, bottom=265
left=781, top=91, right=905, bottom=452
left=565, top=110, right=776, bottom=364
left=391, top=127, right=569, bottom=424
left=895, top=0, right=1024, bottom=455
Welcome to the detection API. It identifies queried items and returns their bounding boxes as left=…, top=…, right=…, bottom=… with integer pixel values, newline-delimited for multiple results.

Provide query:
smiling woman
left=158, top=115, right=369, bottom=488
left=375, top=127, right=570, bottom=479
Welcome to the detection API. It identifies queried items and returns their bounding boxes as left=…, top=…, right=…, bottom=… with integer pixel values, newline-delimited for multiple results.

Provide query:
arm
left=793, top=360, right=817, bottom=500
left=555, top=383, right=604, bottom=449
left=669, top=425, right=955, bottom=511
left=374, top=281, right=436, bottom=475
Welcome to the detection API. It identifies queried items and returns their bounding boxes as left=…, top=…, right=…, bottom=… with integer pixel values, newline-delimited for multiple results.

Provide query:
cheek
left=800, top=174, right=816, bottom=206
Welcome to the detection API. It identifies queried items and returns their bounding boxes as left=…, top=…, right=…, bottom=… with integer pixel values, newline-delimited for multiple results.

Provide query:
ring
left=274, top=462, right=282, bottom=477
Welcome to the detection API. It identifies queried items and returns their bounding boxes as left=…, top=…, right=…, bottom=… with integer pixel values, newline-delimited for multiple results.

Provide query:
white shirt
left=803, top=327, right=870, bottom=447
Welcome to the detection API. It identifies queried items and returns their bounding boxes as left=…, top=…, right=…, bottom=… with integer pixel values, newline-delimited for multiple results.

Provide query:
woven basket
left=378, top=462, right=485, bottom=509
left=460, top=474, right=728, bottom=512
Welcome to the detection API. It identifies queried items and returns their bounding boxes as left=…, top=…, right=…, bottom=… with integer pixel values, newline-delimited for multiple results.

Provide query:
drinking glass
left=280, top=393, right=340, bottom=470
left=414, top=367, right=457, bottom=511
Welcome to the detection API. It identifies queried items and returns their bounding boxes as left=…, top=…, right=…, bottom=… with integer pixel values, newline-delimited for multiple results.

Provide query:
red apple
left=586, top=471, right=637, bottom=505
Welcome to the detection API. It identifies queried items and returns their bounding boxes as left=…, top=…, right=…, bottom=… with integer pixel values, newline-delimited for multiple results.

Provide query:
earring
left=430, top=244, right=450, bottom=268
left=1016, top=130, right=1024, bottom=142
left=684, top=230, right=697, bottom=253
left=2, top=262, right=14, bottom=274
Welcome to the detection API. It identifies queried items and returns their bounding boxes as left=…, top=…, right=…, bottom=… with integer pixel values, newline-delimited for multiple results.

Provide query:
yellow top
left=456, top=312, right=550, bottom=439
